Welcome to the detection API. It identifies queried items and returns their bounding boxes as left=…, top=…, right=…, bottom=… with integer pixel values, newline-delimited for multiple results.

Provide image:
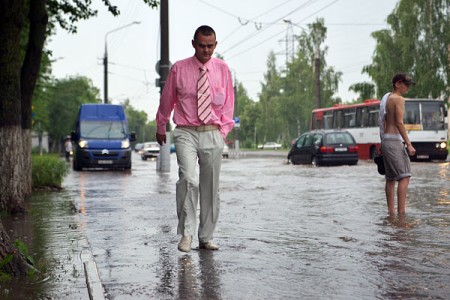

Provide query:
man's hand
left=156, top=133, right=166, bottom=146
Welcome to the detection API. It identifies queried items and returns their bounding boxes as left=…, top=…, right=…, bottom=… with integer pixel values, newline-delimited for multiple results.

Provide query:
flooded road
left=67, top=152, right=449, bottom=299
left=3, top=152, right=449, bottom=299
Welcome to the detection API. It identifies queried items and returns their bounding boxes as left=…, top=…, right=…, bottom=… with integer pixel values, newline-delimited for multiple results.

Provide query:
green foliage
left=252, top=18, right=341, bottom=146
left=348, top=82, right=376, bottom=101
left=363, top=0, right=450, bottom=99
left=0, top=253, right=13, bottom=282
left=121, top=99, right=159, bottom=143
left=45, top=76, right=100, bottom=152
left=13, top=240, right=35, bottom=266
left=32, top=154, right=69, bottom=189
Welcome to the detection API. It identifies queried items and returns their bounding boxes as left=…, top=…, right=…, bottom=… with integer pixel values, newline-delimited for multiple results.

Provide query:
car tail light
left=348, top=145, right=358, bottom=153
left=320, top=146, right=334, bottom=153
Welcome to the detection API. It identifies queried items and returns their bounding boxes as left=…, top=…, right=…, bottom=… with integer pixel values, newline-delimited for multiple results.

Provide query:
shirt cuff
left=157, top=125, right=167, bottom=135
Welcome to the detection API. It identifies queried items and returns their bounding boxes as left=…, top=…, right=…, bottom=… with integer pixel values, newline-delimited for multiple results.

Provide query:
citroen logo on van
left=102, top=149, right=109, bottom=155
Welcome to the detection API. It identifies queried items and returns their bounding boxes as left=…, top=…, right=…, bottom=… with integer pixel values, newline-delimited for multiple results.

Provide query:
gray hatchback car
left=288, top=129, right=359, bottom=166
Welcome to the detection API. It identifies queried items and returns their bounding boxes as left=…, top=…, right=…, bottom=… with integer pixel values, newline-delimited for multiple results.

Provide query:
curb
left=79, top=235, right=106, bottom=300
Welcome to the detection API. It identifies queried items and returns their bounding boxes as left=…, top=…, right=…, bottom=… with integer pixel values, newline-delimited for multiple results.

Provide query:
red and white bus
left=311, top=99, right=448, bottom=160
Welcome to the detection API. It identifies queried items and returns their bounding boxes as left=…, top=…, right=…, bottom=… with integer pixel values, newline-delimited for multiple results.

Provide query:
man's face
left=192, top=33, right=217, bottom=64
left=395, top=80, right=411, bottom=95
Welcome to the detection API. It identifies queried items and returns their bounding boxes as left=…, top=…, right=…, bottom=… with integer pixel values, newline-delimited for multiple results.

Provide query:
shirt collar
left=192, top=56, right=212, bottom=70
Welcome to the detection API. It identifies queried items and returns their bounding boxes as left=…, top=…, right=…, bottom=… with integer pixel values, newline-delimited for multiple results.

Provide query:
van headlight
left=438, top=142, right=447, bottom=149
left=78, top=139, right=88, bottom=148
left=121, top=139, right=130, bottom=149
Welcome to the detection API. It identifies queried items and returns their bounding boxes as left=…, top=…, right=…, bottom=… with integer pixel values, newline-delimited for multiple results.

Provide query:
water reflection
left=177, top=251, right=222, bottom=300
left=178, top=255, right=200, bottom=299
left=198, top=251, right=222, bottom=300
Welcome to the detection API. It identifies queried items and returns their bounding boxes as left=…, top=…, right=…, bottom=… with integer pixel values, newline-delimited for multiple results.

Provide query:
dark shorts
left=381, top=139, right=411, bottom=181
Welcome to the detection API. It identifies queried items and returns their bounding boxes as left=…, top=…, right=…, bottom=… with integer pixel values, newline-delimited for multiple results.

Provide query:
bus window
left=422, top=102, right=445, bottom=130
left=367, top=106, right=379, bottom=127
left=333, top=110, right=344, bottom=129
left=355, top=107, right=363, bottom=127
left=404, top=102, right=420, bottom=124
left=324, top=111, right=333, bottom=129
left=361, top=108, right=369, bottom=127
left=344, top=108, right=356, bottom=128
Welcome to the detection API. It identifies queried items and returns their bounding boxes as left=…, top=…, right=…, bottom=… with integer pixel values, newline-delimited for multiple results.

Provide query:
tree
left=348, top=82, right=376, bottom=101
left=257, top=52, right=285, bottom=144
left=47, top=76, right=100, bottom=152
left=257, top=19, right=342, bottom=146
left=231, top=81, right=256, bottom=147
left=122, top=99, right=149, bottom=143
left=0, top=0, right=158, bottom=276
left=363, top=0, right=449, bottom=99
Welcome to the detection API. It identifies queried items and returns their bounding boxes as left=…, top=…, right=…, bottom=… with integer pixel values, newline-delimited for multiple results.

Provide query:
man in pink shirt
left=156, top=25, right=234, bottom=252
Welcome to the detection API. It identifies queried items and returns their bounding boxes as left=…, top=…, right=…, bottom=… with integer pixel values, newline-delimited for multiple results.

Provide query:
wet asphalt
left=2, top=151, right=449, bottom=299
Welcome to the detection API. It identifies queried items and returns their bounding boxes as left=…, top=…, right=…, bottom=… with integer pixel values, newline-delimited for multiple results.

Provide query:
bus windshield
left=80, top=121, right=127, bottom=139
left=422, top=102, right=445, bottom=130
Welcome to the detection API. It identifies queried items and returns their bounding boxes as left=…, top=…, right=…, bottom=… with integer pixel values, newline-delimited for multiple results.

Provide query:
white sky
left=48, top=0, right=398, bottom=121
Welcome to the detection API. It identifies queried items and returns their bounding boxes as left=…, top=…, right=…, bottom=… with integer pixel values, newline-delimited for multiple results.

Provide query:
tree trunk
left=0, top=0, right=26, bottom=213
left=0, top=0, right=47, bottom=276
left=0, top=222, right=30, bottom=275
left=21, top=0, right=48, bottom=197
left=0, top=0, right=29, bottom=276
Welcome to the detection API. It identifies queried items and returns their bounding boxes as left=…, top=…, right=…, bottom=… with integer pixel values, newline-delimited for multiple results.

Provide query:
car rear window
left=324, top=133, right=354, bottom=145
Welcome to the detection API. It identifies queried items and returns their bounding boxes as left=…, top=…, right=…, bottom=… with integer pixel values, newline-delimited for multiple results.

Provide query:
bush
left=32, top=154, right=69, bottom=189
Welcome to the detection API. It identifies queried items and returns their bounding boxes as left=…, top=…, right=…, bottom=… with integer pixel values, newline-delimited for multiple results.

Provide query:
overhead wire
left=226, top=0, right=339, bottom=61
left=221, top=0, right=321, bottom=55
left=198, top=0, right=298, bottom=43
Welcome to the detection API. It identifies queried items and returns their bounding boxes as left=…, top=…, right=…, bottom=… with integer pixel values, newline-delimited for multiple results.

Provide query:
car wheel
left=141, top=156, right=147, bottom=161
left=311, top=156, right=318, bottom=166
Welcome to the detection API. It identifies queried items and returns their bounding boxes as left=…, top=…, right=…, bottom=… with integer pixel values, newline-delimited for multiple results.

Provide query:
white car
left=257, top=142, right=282, bottom=150
left=140, top=142, right=160, bottom=160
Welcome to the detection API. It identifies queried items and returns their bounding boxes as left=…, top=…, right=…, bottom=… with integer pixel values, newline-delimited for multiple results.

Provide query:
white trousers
left=173, top=127, right=224, bottom=243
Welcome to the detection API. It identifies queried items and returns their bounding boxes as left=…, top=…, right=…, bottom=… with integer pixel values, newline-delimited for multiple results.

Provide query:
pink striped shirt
left=156, top=56, right=235, bottom=139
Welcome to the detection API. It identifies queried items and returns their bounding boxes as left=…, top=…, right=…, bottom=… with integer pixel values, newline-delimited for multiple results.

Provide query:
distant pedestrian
left=379, top=73, right=416, bottom=217
left=155, top=25, right=235, bottom=252
left=64, top=138, right=73, bottom=162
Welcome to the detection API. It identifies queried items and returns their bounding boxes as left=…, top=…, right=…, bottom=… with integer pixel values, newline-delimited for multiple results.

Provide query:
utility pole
left=103, top=21, right=140, bottom=104
left=157, top=0, right=171, bottom=172
left=104, top=47, right=108, bottom=103
left=313, top=26, right=321, bottom=109
left=233, top=73, right=239, bottom=152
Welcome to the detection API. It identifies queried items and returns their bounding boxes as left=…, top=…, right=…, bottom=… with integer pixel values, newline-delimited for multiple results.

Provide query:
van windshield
left=80, top=121, right=127, bottom=139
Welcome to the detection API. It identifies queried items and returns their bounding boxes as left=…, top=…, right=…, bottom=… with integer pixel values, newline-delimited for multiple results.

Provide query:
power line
left=221, top=0, right=321, bottom=55
left=226, top=0, right=339, bottom=61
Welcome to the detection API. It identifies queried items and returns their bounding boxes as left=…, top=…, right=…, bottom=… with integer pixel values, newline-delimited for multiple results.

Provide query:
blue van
left=71, top=104, right=136, bottom=171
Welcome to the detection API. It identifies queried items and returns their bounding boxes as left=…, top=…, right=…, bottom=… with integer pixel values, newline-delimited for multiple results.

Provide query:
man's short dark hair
left=193, top=25, right=216, bottom=41
left=392, top=73, right=415, bottom=87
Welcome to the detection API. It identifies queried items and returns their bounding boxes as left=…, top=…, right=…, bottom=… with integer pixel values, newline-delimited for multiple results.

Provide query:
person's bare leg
left=385, top=180, right=396, bottom=216
left=397, top=177, right=410, bottom=215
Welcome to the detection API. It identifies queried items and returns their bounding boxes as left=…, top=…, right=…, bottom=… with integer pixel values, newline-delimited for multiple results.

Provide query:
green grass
left=32, top=154, right=69, bottom=189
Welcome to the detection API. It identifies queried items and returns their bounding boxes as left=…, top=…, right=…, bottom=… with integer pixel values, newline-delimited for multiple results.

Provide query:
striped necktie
left=197, top=66, right=211, bottom=123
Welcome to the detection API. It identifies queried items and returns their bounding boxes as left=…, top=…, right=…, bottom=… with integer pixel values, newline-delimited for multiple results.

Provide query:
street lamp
left=103, top=21, right=141, bottom=103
